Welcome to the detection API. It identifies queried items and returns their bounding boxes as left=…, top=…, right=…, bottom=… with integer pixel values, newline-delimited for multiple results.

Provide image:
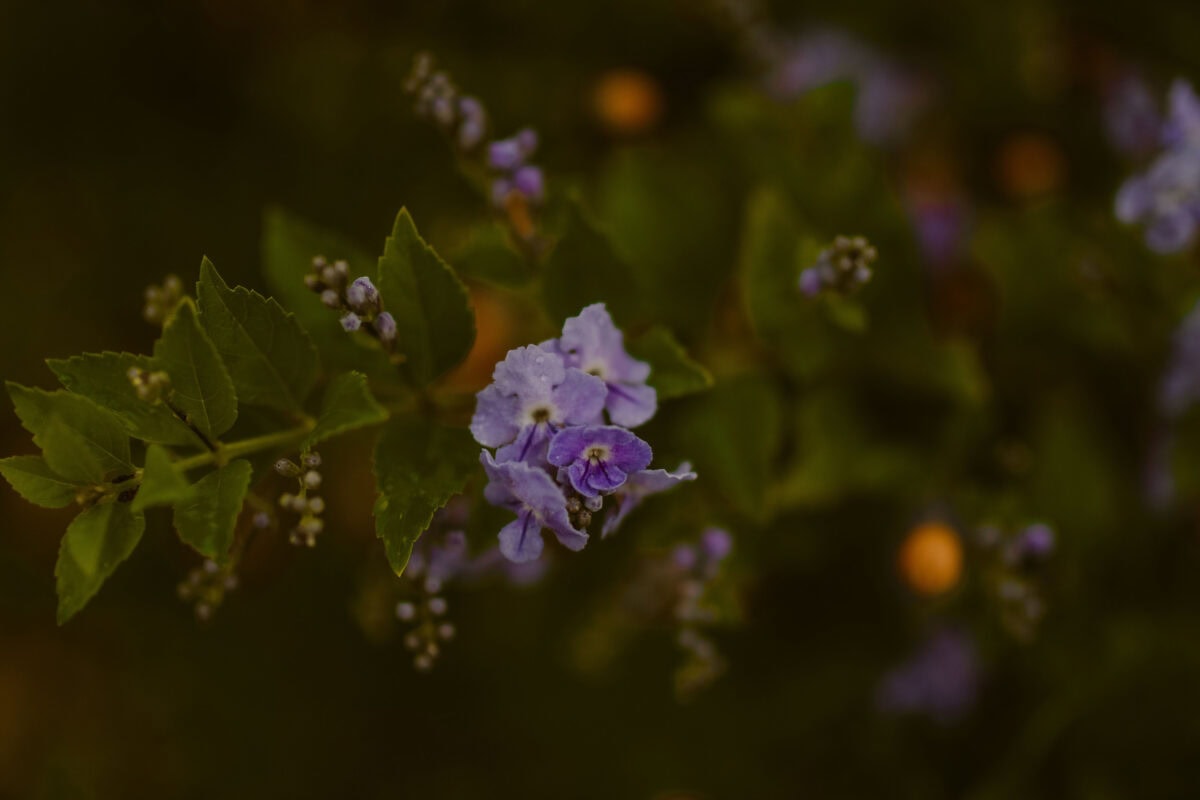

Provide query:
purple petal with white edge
left=491, top=344, right=564, bottom=402
left=559, top=303, right=651, bottom=383
left=498, top=511, right=545, bottom=563
left=547, top=425, right=653, bottom=498
left=605, top=381, right=657, bottom=428
left=480, top=451, right=587, bottom=560
left=551, top=368, right=608, bottom=426
left=470, top=384, right=522, bottom=448
left=601, top=462, right=697, bottom=537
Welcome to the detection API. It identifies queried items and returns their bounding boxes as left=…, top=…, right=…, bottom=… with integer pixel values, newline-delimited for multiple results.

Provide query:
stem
left=164, top=397, right=220, bottom=453
left=173, top=420, right=316, bottom=473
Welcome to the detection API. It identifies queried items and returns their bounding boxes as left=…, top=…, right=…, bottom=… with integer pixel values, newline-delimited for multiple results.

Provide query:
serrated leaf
left=0, top=455, right=80, bottom=508
left=628, top=327, right=714, bottom=401
left=376, top=209, right=476, bottom=385
left=173, top=459, right=253, bottom=561
left=373, top=415, right=478, bottom=575
left=307, top=371, right=388, bottom=446
left=48, top=352, right=199, bottom=446
left=451, top=222, right=537, bottom=288
left=542, top=197, right=641, bottom=325
left=55, top=501, right=145, bottom=624
left=197, top=258, right=320, bottom=413
left=132, top=444, right=195, bottom=511
left=153, top=298, right=238, bottom=440
left=7, top=383, right=133, bottom=482
left=261, top=207, right=399, bottom=381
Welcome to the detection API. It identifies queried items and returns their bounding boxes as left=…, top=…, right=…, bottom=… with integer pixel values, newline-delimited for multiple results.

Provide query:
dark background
left=5, top=1, right=1200, bottom=797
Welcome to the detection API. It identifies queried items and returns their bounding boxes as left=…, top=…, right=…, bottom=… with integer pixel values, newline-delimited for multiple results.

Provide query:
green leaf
left=376, top=208, right=476, bottom=386
left=0, top=455, right=80, bottom=508
left=197, top=258, right=320, bottom=413
left=261, top=207, right=398, bottom=381
left=7, top=383, right=133, bottom=482
left=823, top=295, right=868, bottom=333
left=132, top=444, right=195, bottom=511
left=451, top=222, right=537, bottom=288
left=628, top=327, right=714, bottom=401
left=48, top=352, right=199, bottom=446
left=373, top=415, right=478, bottom=575
left=173, top=459, right=253, bottom=561
left=307, top=371, right=388, bottom=446
left=542, top=197, right=641, bottom=325
left=153, top=298, right=238, bottom=440
left=55, top=501, right=145, bottom=624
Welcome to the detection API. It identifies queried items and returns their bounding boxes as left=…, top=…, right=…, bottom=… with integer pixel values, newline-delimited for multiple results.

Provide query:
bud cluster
left=275, top=451, right=327, bottom=547
left=143, top=274, right=185, bottom=325
left=178, top=558, right=238, bottom=621
left=304, top=261, right=397, bottom=351
left=798, top=235, right=879, bottom=296
left=669, top=528, right=734, bottom=697
left=404, top=52, right=489, bottom=153
left=394, top=524, right=470, bottom=672
left=975, top=521, right=1056, bottom=641
left=126, top=366, right=172, bottom=403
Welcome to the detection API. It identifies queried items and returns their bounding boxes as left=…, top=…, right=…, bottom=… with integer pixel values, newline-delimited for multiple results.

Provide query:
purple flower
left=699, top=527, right=733, bottom=564
left=1105, top=74, right=1161, bottom=157
left=346, top=276, right=379, bottom=313
left=908, top=195, right=970, bottom=270
left=552, top=303, right=657, bottom=428
left=877, top=628, right=979, bottom=724
left=1158, top=299, right=1200, bottom=419
left=488, top=138, right=525, bottom=172
left=547, top=425, right=653, bottom=498
left=456, top=96, right=487, bottom=150
left=340, top=313, right=362, bottom=332
left=1162, top=79, right=1200, bottom=148
left=470, top=345, right=607, bottom=465
left=1008, top=523, right=1055, bottom=564
left=602, top=462, right=697, bottom=537
left=374, top=311, right=397, bottom=345
left=480, top=451, right=587, bottom=562
left=512, top=166, right=545, bottom=203
left=798, top=267, right=822, bottom=297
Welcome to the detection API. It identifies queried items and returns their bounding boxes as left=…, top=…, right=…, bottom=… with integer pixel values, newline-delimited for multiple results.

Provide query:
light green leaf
left=542, top=197, right=641, bottom=325
left=627, top=327, right=714, bottom=401
left=451, top=222, right=537, bottom=288
left=7, top=383, right=133, bottom=482
left=153, top=298, right=238, bottom=440
left=261, top=207, right=397, bottom=381
left=197, top=258, right=320, bottom=413
left=307, top=372, right=388, bottom=446
left=132, top=444, right=195, bottom=511
left=173, top=459, right=253, bottom=561
left=48, top=352, right=199, bottom=446
left=823, top=295, right=868, bottom=333
left=373, top=415, right=478, bottom=575
left=55, top=501, right=145, bottom=624
left=0, top=455, right=80, bottom=508
left=376, top=208, right=476, bottom=386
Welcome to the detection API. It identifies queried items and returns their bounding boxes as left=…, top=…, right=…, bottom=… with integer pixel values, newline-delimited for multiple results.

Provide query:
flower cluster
left=487, top=129, right=545, bottom=210
left=975, top=521, right=1055, bottom=640
left=877, top=628, right=979, bottom=724
left=142, top=274, right=185, bottom=326
left=1115, top=80, right=1200, bottom=253
left=798, top=235, right=878, bottom=296
left=404, top=52, right=489, bottom=153
left=671, top=528, right=734, bottom=697
left=178, top=558, right=238, bottom=622
left=470, top=303, right=695, bottom=563
left=304, top=259, right=397, bottom=349
left=274, top=452, right=327, bottom=547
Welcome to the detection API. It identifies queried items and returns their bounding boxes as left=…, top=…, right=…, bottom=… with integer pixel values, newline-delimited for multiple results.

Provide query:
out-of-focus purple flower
left=551, top=303, right=657, bottom=428
left=1162, top=79, right=1200, bottom=148
left=488, top=139, right=524, bottom=172
left=470, top=345, right=607, bottom=465
left=699, top=528, right=733, bottom=564
left=854, top=67, right=929, bottom=145
left=512, top=166, right=545, bottom=203
left=456, top=96, right=487, bottom=150
left=1158, top=299, right=1200, bottom=419
left=480, top=451, right=588, bottom=562
left=602, top=462, right=697, bottom=537
left=1105, top=74, right=1162, bottom=157
left=877, top=628, right=979, bottom=724
left=766, top=28, right=870, bottom=98
left=547, top=425, right=653, bottom=498
left=1008, top=522, right=1055, bottom=563
left=907, top=195, right=971, bottom=270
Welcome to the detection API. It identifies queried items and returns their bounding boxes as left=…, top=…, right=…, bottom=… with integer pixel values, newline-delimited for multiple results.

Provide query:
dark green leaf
left=48, top=352, right=199, bottom=446
left=376, top=209, right=476, bottom=386
left=173, top=459, right=253, bottom=561
left=132, top=444, right=195, bottom=511
left=197, top=258, right=320, bottom=413
left=542, top=197, right=641, bottom=325
left=451, top=222, right=537, bottom=288
left=7, top=383, right=133, bottom=482
left=307, top=371, right=388, bottom=446
left=153, top=298, right=238, bottom=440
left=628, top=326, right=714, bottom=401
left=55, top=500, right=145, bottom=624
left=373, top=415, right=478, bottom=575
left=0, top=455, right=80, bottom=508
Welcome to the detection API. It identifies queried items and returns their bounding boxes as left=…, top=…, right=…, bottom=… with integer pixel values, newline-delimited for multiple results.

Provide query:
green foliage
left=153, top=299, right=239, bottom=440
left=0, top=455, right=79, bottom=508
left=132, top=444, right=195, bottom=512
left=376, top=209, right=476, bottom=386
left=373, top=415, right=478, bottom=575
left=55, top=500, right=145, bottom=624
left=197, top=258, right=319, bottom=413
left=542, top=197, right=641, bottom=325
left=261, top=207, right=397, bottom=380
left=7, top=384, right=133, bottom=483
left=173, top=460, right=254, bottom=562
left=627, top=326, right=714, bottom=401
left=451, top=222, right=537, bottom=288
left=307, top=371, right=388, bottom=446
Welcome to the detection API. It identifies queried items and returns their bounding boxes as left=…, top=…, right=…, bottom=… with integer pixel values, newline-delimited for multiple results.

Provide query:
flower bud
left=274, top=458, right=302, bottom=477
left=303, top=471, right=322, bottom=490
left=374, top=312, right=397, bottom=345
left=340, top=313, right=362, bottom=332
left=395, top=602, right=417, bottom=621
left=346, top=277, right=380, bottom=313
left=428, top=597, right=448, bottom=616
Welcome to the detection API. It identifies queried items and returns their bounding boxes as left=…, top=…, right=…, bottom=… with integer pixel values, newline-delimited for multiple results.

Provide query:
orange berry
left=593, top=69, right=663, bottom=135
left=898, top=522, right=963, bottom=596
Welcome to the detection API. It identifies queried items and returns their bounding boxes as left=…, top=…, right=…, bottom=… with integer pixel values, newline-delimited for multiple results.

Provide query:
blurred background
left=5, top=0, right=1200, bottom=797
